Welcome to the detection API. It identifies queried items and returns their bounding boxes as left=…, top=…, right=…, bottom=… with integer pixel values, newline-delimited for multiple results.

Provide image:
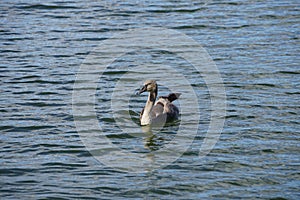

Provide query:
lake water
left=1, top=0, right=299, bottom=199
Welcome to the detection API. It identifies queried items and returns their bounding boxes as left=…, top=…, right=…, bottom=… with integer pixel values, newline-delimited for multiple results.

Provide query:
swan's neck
left=141, top=88, right=157, bottom=125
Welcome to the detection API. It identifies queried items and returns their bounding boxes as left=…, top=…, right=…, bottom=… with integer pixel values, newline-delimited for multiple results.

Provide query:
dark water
left=1, top=0, right=299, bottom=199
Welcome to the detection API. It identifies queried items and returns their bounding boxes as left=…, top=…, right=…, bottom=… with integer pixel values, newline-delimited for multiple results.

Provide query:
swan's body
left=137, top=80, right=180, bottom=126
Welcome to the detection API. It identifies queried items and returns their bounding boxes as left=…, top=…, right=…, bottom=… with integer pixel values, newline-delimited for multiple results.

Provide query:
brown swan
left=137, top=80, right=181, bottom=126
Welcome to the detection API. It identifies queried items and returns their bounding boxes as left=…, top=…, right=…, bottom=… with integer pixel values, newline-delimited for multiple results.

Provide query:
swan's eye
left=145, top=83, right=151, bottom=89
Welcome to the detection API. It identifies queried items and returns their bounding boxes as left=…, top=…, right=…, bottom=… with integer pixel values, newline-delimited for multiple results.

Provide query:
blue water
left=1, top=0, right=299, bottom=199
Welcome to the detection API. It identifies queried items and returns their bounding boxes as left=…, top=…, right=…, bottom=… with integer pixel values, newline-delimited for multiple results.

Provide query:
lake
left=0, top=0, right=299, bottom=199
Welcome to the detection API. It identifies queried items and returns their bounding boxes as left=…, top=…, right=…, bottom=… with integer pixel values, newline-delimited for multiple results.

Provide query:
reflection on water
left=142, top=122, right=180, bottom=151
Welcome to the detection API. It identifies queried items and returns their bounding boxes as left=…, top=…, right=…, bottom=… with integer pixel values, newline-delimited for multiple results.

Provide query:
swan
left=137, top=80, right=181, bottom=126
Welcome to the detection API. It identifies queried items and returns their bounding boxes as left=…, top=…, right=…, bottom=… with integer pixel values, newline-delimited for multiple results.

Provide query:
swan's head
left=137, top=80, right=157, bottom=94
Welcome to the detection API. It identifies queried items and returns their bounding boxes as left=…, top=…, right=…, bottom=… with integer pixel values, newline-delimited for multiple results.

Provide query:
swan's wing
left=166, top=103, right=180, bottom=120
left=139, top=103, right=167, bottom=125
left=151, top=113, right=167, bottom=125
left=152, top=101, right=180, bottom=123
left=158, top=93, right=181, bottom=102
left=151, top=102, right=164, bottom=117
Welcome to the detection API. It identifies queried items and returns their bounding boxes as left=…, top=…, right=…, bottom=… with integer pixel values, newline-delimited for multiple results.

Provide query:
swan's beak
left=136, top=85, right=147, bottom=95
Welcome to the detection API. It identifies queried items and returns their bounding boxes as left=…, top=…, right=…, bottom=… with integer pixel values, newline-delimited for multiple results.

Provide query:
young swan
left=137, top=80, right=181, bottom=126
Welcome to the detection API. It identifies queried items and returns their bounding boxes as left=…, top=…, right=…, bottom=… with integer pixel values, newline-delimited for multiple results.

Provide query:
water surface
left=1, top=0, right=299, bottom=199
